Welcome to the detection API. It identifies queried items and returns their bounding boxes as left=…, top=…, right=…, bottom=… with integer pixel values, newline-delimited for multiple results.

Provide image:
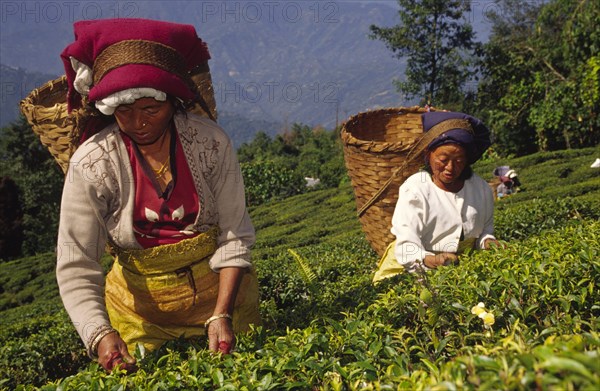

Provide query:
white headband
left=70, top=56, right=167, bottom=115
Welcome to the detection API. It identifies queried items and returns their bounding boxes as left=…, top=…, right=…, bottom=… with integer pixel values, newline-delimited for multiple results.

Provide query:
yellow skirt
left=105, top=227, right=261, bottom=353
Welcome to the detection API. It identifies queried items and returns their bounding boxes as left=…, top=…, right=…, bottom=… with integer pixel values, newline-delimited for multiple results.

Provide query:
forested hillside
left=1, top=146, right=599, bottom=389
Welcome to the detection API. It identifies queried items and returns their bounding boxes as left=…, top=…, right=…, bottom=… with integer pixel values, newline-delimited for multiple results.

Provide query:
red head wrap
left=61, top=18, right=211, bottom=112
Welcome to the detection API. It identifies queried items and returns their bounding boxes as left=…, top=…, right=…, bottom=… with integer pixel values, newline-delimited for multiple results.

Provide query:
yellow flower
left=471, top=302, right=486, bottom=316
left=480, top=311, right=495, bottom=326
left=471, top=302, right=495, bottom=327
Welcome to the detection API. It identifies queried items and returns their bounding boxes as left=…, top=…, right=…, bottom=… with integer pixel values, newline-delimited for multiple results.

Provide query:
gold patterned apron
left=105, top=227, right=261, bottom=352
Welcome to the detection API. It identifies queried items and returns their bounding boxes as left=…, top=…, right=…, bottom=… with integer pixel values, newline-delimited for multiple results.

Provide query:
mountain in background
left=1, top=1, right=492, bottom=144
left=0, top=64, right=58, bottom=129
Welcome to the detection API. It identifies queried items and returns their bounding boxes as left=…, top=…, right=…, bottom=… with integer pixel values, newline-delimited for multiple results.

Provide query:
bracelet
left=86, top=324, right=111, bottom=353
left=204, top=313, right=232, bottom=328
left=89, top=325, right=118, bottom=358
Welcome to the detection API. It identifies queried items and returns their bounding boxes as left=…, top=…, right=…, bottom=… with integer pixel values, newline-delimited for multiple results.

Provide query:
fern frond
left=288, top=248, right=317, bottom=286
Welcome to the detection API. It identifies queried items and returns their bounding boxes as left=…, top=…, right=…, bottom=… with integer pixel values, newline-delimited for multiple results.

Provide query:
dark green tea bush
left=494, top=197, right=600, bottom=240
left=257, top=235, right=378, bottom=331
left=0, top=254, right=58, bottom=311
left=0, top=307, right=86, bottom=389
left=2, top=148, right=599, bottom=390
left=8, top=220, right=595, bottom=391
left=250, top=186, right=363, bottom=260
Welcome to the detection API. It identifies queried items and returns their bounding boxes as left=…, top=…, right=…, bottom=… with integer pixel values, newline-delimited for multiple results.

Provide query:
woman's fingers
left=218, top=341, right=232, bottom=354
left=97, top=332, right=137, bottom=373
left=442, top=253, right=458, bottom=265
left=208, top=317, right=235, bottom=354
left=424, top=253, right=459, bottom=268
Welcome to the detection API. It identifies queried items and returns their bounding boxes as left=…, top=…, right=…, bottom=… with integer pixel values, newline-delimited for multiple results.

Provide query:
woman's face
left=114, top=98, right=175, bottom=146
left=428, top=144, right=468, bottom=189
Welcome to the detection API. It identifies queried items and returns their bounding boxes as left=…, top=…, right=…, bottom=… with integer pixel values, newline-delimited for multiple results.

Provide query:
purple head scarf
left=422, top=111, right=492, bottom=164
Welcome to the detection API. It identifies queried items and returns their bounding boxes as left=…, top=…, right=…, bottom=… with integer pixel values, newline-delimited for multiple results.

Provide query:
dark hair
left=168, top=95, right=188, bottom=115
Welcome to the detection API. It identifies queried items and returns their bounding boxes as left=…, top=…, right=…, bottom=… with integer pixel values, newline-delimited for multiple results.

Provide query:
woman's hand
left=207, top=317, right=235, bottom=354
left=208, top=267, right=245, bottom=355
left=97, top=332, right=137, bottom=373
left=483, top=239, right=505, bottom=249
left=423, top=252, right=458, bottom=269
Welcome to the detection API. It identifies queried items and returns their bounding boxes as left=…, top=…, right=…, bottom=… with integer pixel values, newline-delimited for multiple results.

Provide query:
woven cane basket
left=341, top=106, right=436, bottom=257
left=19, top=76, right=74, bottom=174
left=20, top=64, right=217, bottom=174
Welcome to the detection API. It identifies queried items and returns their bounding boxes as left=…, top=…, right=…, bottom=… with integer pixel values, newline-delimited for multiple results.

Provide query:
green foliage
left=0, top=252, right=112, bottom=389
left=257, top=237, right=377, bottom=331
left=0, top=306, right=87, bottom=390
left=8, top=220, right=599, bottom=390
left=475, top=146, right=600, bottom=240
left=238, top=124, right=347, bottom=205
left=2, top=148, right=599, bottom=389
left=476, top=145, right=600, bottom=200
left=0, top=253, right=58, bottom=311
left=249, top=186, right=362, bottom=259
left=495, top=197, right=600, bottom=241
left=0, top=254, right=86, bottom=388
left=0, top=176, right=24, bottom=260
left=241, top=160, right=306, bottom=206
left=370, top=0, right=479, bottom=106
left=476, top=0, right=600, bottom=156
left=287, top=249, right=317, bottom=288
left=0, top=118, right=63, bottom=257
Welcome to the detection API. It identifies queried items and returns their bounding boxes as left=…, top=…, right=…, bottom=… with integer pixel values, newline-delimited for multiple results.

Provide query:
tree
left=474, top=0, right=541, bottom=156
left=0, top=118, right=63, bottom=256
left=237, top=131, right=278, bottom=163
left=0, top=176, right=24, bottom=261
left=526, top=0, right=600, bottom=150
left=241, top=160, right=306, bottom=206
left=237, top=123, right=348, bottom=189
left=476, top=0, right=599, bottom=155
left=370, top=0, right=479, bottom=107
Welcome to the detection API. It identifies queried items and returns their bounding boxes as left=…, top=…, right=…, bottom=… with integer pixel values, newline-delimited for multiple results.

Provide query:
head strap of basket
left=19, top=18, right=217, bottom=174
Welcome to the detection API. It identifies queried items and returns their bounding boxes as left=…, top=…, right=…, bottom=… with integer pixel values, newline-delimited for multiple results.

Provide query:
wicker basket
left=19, top=76, right=75, bottom=174
left=341, top=106, right=437, bottom=257
left=20, top=64, right=217, bottom=174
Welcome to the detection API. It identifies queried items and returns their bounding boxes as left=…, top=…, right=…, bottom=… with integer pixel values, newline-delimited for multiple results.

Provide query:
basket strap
left=94, top=40, right=190, bottom=87
left=357, top=122, right=454, bottom=217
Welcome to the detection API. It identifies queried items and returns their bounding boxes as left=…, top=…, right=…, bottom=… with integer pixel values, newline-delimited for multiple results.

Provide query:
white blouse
left=392, top=171, right=496, bottom=272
